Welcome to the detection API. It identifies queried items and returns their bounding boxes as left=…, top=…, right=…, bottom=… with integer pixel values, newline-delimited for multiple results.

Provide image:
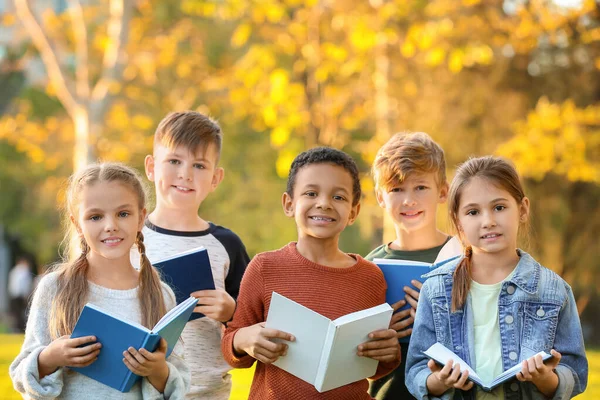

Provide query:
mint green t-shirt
left=469, top=269, right=516, bottom=400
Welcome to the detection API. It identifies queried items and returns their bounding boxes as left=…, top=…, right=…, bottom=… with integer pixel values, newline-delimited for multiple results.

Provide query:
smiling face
left=456, top=176, right=529, bottom=258
left=145, top=142, right=224, bottom=213
left=282, top=163, right=360, bottom=241
left=74, top=181, right=145, bottom=263
left=376, top=172, right=447, bottom=234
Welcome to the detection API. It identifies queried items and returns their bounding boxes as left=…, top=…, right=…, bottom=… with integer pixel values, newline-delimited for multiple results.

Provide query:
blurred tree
left=11, top=0, right=133, bottom=171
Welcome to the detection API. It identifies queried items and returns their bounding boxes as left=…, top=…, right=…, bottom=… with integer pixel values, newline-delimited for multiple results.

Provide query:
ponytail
left=451, top=246, right=472, bottom=312
left=136, top=231, right=167, bottom=328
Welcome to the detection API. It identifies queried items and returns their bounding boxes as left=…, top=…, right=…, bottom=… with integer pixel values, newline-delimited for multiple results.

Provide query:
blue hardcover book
left=70, top=296, right=198, bottom=392
left=374, top=259, right=432, bottom=343
left=374, top=257, right=459, bottom=342
left=153, top=246, right=215, bottom=321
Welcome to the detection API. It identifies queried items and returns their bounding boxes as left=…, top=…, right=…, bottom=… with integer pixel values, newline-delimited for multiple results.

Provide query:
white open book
left=265, top=292, right=393, bottom=392
left=424, top=342, right=553, bottom=391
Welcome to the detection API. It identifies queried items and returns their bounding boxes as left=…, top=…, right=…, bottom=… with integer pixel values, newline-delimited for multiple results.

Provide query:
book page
left=265, top=292, right=332, bottom=386
left=490, top=351, right=551, bottom=387
left=423, top=342, right=481, bottom=382
left=316, top=304, right=393, bottom=392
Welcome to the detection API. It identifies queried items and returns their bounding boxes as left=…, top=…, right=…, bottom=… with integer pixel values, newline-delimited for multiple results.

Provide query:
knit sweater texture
left=221, top=242, right=399, bottom=400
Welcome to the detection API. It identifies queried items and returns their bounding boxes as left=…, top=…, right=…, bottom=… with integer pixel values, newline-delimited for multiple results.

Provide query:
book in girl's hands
left=265, top=292, right=393, bottom=393
left=70, top=296, right=198, bottom=392
left=153, top=246, right=215, bottom=321
left=423, top=342, right=553, bottom=392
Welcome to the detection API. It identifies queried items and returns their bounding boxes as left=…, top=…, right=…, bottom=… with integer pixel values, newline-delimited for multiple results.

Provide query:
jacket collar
left=424, top=249, right=540, bottom=294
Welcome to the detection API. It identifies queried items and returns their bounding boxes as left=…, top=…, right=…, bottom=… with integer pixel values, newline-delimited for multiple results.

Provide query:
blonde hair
left=48, top=162, right=166, bottom=339
left=372, top=132, right=446, bottom=190
left=155, top=111, right=222, bottom=160
left=448, top=156, right=527, bottom=312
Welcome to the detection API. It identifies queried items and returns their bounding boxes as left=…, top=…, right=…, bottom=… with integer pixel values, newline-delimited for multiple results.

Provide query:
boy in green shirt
left=366, top=132, right=462, bottom=400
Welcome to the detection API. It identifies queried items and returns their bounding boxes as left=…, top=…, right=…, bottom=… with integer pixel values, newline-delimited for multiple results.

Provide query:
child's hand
left=357, top=328, right=400, bottom=362
left=123, top=338, right=170, bottom=392
left=404, top=280, right=422, bottom=309
left=38, top=335, right=101, bottom=376
left=233, top=322, right=295, bottom=364
left=426, top=359, right=474, bottom=396
left=516, top=349, right=561, bottom=398
left=390, top=299, right=415, bottom=339
left=191, top=289, right=236, bottom=322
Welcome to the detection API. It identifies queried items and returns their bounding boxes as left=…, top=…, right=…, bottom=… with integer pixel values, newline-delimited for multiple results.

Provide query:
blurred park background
left=0, top=0, right=598, bottom=398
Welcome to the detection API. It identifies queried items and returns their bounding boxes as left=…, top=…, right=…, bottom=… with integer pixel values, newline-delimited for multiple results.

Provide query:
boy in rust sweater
left=221, top=147, right=400, bottom=399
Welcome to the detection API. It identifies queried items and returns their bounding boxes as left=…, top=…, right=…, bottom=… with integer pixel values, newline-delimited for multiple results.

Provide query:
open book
left=265, top=292, right=393, bottom=393
left=424, top=342, right=553, bottom=391
left=70, top=296, right=198, bottom=392
left=153, top=246, right=215, bottom=321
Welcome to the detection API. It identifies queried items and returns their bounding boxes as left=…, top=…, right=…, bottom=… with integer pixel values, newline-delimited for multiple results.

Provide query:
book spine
left=119, top=334, right=161, bottom=392
left=314, top=323, right=338, bottom=392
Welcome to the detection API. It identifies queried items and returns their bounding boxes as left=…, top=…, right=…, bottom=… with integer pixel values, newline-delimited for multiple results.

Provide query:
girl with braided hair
left=10, top=162, right=190, bottom=399
left=405, top=156, right=587, bottom=400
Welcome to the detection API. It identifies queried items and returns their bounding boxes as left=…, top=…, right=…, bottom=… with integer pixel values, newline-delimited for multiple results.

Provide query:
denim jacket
left=406, top=250, right=588, bottom=400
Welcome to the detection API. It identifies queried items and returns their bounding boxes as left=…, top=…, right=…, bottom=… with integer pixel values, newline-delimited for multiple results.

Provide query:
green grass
left=1, top=334, right=597, bottom=399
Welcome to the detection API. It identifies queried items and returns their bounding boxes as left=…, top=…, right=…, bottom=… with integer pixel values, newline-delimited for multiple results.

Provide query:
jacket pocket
left=521, top=303, right=561, bottom=352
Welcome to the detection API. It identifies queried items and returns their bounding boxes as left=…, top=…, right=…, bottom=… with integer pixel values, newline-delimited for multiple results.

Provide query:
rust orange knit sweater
left=221, top=242, right=400, bottom=400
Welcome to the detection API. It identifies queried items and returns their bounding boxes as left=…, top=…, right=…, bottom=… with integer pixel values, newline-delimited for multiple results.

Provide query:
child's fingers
left=548, top=349, right=561, bottom=368
left=455, top=369, right=470, bottom=388
left=449, top=363, right=463, bottom=383
left=190, top=289, right=217, bottom=298
left=411, top=280, right=423, bottom=290
left=358, top=345, right=398, bottom=359
left=390, top=316, right=414, bottom=333
left=367, top=328, right=396, bottom=340
left=69, top=336, right=97, bottom=347
left=405, top=294, right=418, bottom=309
left=391, top=299, right=407, bottom=311
left=257, top=338, right=288, bottom=354
left=427, top=359, right=441, bottom=373
left=262, top=328, right=295, bottom=342
left=390, top=308, right=412, bottom=324
left=519, top=360, right=533, bottom=380
left=123, top=356, right=142, bottom=375
left=396, top=327, right=413, bottom=339
left=69, top=349, right=100, bottom=367
left=69, top=342, right=101, bottom=357
left=125, top=347, right=147, bottom=366
left=438, top=360, right=454, bottom=381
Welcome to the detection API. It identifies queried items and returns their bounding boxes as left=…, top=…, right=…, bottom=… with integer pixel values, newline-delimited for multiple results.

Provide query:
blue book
left=374, top=256, right=460, bottom=342
left=153, top=246, right=215, bottom=321
left=70, top=296, right=198, bottom=392
left=424, top=342, right=553, bottom=391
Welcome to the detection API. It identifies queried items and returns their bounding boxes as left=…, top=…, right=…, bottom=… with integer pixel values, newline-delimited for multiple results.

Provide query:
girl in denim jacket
left=406, top=156, right=587, bottom=400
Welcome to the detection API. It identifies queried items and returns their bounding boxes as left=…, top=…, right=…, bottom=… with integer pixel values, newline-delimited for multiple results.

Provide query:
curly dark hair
left=286, top=147, right=361, bottom=206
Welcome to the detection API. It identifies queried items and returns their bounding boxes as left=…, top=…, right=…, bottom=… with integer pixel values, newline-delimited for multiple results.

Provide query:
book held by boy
left=153, top=246, right=215, bottom=321
left=70, top=296, right=198, bottom=392
left=265, top=292, right=393, bottom=393
left=423, top=342, right=553, bottom=392
left=374, top=256, right=459, bottom=343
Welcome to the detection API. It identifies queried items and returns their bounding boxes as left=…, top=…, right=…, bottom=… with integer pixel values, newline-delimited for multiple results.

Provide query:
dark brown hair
left=448, top=156, right=527, bottom=312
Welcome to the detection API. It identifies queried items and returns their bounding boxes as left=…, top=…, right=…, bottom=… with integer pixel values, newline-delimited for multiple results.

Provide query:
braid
left=451, top=246, right=473, bottom=312
left=136, top=231, right=166, bottom=328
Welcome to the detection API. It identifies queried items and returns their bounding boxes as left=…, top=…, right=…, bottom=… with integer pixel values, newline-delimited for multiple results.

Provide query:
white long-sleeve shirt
left=10, top=271, right=190, bottom=399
